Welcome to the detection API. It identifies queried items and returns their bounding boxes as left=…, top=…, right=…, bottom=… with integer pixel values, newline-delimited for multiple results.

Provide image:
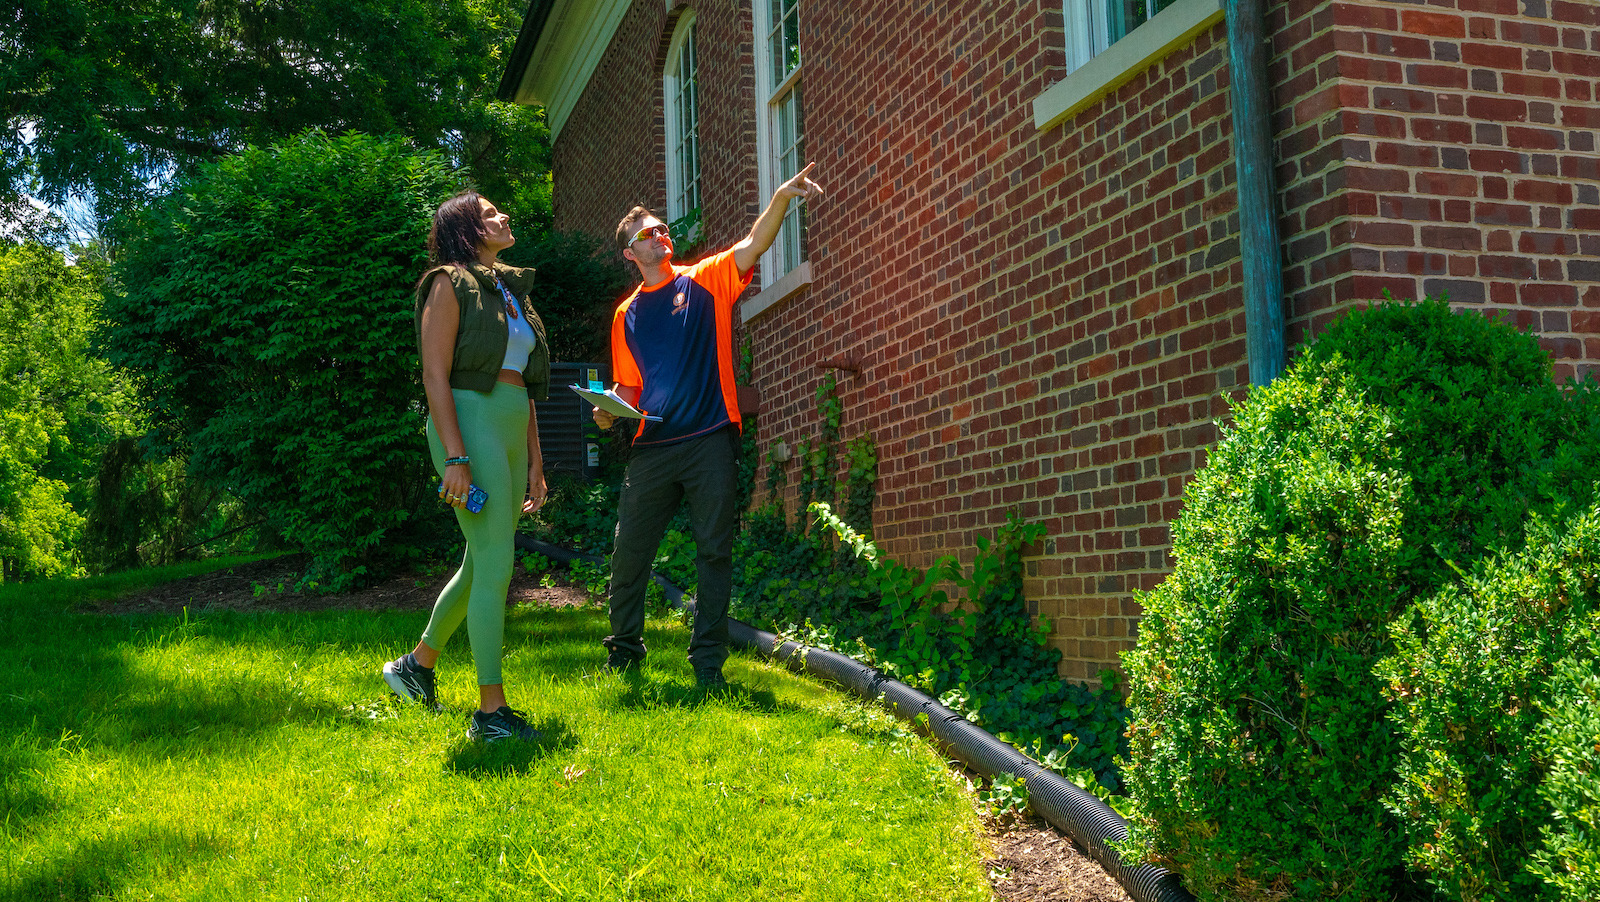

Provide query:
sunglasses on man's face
left=630, top=223, right=670, bottom=244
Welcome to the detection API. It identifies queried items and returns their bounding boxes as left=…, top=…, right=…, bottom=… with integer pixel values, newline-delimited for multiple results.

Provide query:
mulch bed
left=982, top=816, right=1134, bottom=902
left=83, top=554, right=1134, bottom=901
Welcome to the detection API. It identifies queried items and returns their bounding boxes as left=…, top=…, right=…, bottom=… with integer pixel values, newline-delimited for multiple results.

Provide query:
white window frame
left=1063, top=0, right=1114, bottom=74
left=1035, top=0, right=1224, bottom=131
left=749, top=0, right=809, bottom=298
left=663, top=13, right=700, bottom=227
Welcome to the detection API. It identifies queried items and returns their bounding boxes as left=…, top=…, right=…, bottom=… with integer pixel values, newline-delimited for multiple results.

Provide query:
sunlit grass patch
left=1, top=564, right=992, bottom=901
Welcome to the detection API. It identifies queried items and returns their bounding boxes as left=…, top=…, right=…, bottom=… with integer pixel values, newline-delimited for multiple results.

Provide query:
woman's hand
left=439, top=463, right=473, bottom=510
left=523, top=466, right=547, bottom=514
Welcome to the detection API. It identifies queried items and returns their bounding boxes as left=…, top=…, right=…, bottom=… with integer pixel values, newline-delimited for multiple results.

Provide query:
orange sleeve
left=609, top=292, right=643, bottom=389
left=686, top=249, right=754, bottom=310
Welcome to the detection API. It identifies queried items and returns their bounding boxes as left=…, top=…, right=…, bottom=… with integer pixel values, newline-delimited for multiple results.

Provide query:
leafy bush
left=105, top=131, right=459, bottom=590
left=0, top=242, right=140, bottom=580
left=1381, top=490, right=1600, bottom=901
left=499, top=229, right=629, bottom=363
left=1532, top=632, right=1600, bottom=899
left=800, top=503, right=1129, bottom=790
left=1121, top=301, right=1597, bottom=901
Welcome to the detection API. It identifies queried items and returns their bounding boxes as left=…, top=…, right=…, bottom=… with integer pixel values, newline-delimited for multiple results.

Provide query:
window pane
left=769, top=0, right=800, bottom=90
left=773, top=81, right=806, bottom=273
left=670, top=25, right=700, bottom=220
left=1106, top=0, right=1177, bottom=44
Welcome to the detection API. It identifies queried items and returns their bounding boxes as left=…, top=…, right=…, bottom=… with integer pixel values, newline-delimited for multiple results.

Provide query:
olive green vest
left=414, top=261, right=550, bottom=401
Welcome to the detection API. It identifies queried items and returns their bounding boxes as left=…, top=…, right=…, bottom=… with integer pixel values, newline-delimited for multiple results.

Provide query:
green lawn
left=0, top=559, right=993, bottom=901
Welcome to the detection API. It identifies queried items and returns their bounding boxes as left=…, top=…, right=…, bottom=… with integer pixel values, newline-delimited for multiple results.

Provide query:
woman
left=381, top=191, right=549, bottom=743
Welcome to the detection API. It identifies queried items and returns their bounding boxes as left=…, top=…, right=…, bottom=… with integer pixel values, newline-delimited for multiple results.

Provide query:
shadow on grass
left=0, top=827, right=222, bottom=902
left=0, top=738, right=58, bottom=835
left=443, top=714, right=577, bottom=778
left=607, top=670, right=784, bottom=715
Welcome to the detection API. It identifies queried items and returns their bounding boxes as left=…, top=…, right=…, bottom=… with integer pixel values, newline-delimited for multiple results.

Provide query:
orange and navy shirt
left=609, top=248, right=752, bottom=447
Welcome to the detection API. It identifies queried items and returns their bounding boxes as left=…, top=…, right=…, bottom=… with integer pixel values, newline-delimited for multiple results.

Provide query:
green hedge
left=1381, top=486, right=1600, bottom=901
left=106, top=131, right=458, bottom=590
left=1122, top=301, right=1600, bottom=901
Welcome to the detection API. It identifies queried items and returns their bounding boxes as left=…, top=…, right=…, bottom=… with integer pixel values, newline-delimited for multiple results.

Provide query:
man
left=594, top=162, right=823, bottom=687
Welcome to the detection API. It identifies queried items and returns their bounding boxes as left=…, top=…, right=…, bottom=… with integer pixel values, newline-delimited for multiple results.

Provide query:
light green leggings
left=421, top=382, right=529, bottom=686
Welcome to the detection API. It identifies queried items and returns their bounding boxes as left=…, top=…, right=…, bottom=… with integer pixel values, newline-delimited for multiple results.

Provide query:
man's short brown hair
left=615, top=205, right=657, bottom=252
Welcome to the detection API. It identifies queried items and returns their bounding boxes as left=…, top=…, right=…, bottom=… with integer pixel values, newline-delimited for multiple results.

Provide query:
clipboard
left=569, top=384, right=663, bottom=422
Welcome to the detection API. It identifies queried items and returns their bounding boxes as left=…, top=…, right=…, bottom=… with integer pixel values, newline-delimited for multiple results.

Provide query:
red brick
left=1519, top=232, right=1578, bottom=255
left=1401, top=10, right=1465, bottom=38
left=1373, top=86, right=1438, bottom=113
left=1462, top=42, right=1525, bottom=70
left=1421, top=226, right=1483, bottom=250
left=1502, top=21, right=1560, bottom=46
left=1507, top=126, right=1566, bottom=151
left=1502, top=72, right=1565, bottom=97
left=1336, top=2, right=1399, bottom=30
left=1416, top=171, right=1481, bottom=197
left=1514, top=179, right=1575, bottom=204
left=1470, top=148, right=1528, bottom=173
left=1466, top=95, right=1529, bottom=121
left=1522, top=283, right=1580, bottom=306
left=1407, top=63, right=1470, bottom=89
left=1411, top=118, right=1474, bottom=143
left=1481, top=255, right=1537, bottom=278
left=1552, top=51, right=1600, bottom=78
left=1552, top=0, right=1600, bottom=27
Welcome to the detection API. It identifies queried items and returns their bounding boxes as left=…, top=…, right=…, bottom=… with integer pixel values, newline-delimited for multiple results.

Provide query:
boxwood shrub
left=1381, top=482, right=1600, bottom=901
left=1121, top=300, right=1598, bottom=901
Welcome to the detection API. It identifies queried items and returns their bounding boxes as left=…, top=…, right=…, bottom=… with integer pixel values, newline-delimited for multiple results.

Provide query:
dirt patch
left=83, top=554, right=1137, bottom=900
left=82, top=553, right=595, bottom=616
left=985, top=816, right=1134, bottom=902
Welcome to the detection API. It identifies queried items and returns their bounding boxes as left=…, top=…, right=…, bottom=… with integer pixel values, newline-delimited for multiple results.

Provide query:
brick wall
left=1273, top=0, right=1600, bottom=382
left=744, top=2, right=1247, bottom=681
left=551, top=0, right=758, bottom=260
left=543, top=0, right=1600, bottom=682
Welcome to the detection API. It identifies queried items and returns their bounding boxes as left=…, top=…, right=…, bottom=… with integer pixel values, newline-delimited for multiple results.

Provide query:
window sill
left=741, top=260, right=812, bottom=322
left=1032, top=0, right=1224, bottom=132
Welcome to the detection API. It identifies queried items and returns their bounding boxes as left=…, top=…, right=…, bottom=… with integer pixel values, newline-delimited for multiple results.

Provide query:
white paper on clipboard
left=569, top=384, right=662, bottom=422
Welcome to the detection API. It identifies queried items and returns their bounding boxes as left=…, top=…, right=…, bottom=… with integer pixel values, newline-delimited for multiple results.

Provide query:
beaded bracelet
left=444, top=456, right=470, bottom=467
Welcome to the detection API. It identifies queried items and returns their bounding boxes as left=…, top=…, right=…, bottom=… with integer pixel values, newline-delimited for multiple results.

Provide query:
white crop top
left=498, top=280, right=537, bottom=372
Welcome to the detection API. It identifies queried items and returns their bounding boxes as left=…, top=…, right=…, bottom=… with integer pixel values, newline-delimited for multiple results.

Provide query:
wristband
left=444, top=456, right=470, bottom=467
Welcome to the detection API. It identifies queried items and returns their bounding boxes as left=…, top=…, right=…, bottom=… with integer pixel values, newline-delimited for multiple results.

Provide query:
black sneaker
left=382, top=653, right=438, bottom=709
left=694, top=668, right=728, bottom=691
left=468, top=706, right=540, bottom=743
left=604, top=649, right=642, bottom=674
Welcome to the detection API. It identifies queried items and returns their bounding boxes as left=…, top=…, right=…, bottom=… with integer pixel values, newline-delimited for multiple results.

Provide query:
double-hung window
left=1064, top=0, right=1181, bottom=71
left=664, top=15, right=701, bottom=239
left=1037, top=0, right=1219, bottom=130
left=752, top=0, right=806, bottom=290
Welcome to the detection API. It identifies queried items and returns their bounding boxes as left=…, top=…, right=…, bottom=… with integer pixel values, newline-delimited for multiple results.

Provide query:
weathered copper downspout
left=1225, top=0, right=1287, bottom=385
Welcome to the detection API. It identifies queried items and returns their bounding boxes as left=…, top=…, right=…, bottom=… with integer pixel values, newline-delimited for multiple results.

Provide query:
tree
left=0, top=241, right=136, bottom=580
left=104, top=131, right=459, bottom=589
left=3, top=0, right=548, bottom=232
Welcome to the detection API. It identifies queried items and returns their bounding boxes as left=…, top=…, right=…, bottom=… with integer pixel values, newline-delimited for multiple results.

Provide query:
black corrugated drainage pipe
left=515, top=536, right=1195, bottom=902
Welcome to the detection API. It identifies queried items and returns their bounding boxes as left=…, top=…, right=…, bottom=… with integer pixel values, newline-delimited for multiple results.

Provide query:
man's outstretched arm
left=732, top=162, right=824, bottom=276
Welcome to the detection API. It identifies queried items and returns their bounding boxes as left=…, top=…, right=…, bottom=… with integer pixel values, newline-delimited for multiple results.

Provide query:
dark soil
left=81, top=552, right=596, bottom=616
left=981, top=815, right=1134, bottom=902
left=88, top=554, right=1134, bottom=901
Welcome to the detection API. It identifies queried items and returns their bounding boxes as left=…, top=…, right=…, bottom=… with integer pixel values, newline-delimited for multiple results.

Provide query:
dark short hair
left=615, top=204, right=657, bottom=252
left=428, top=191, right=489, bottom=267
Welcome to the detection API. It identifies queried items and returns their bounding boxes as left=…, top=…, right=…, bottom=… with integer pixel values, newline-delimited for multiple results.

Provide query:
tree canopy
left=4, top=0, right=547, bottom=229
